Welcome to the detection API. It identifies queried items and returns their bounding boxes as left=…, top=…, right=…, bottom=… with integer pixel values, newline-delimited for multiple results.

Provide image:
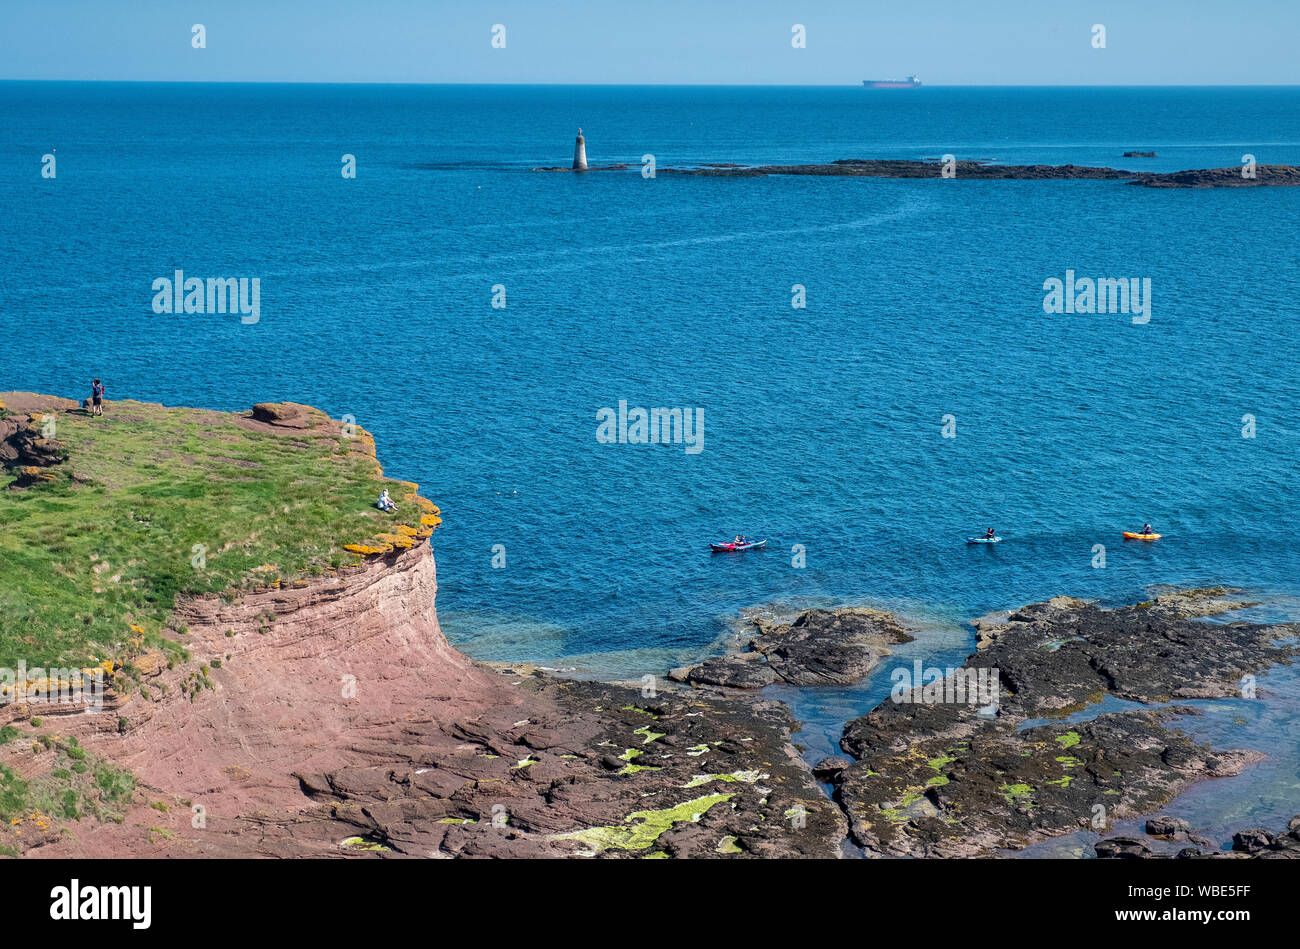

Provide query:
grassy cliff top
left=0, top=393, right=440, bottom=668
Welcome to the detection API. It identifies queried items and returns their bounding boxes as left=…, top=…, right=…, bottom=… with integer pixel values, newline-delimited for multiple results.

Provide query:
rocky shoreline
left=536, top=157, right=1300, bottom=188
left=4, top=393, right=1296, bottom=860
left=0, top=395, right=843, bottom=859
left=825, top=590, right=1298, bottom=857
left=1095, top=814, right=1300, bottom=859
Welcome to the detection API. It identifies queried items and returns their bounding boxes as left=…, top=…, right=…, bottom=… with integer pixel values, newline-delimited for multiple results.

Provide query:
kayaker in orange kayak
left=1142, top=523, right=1154, bottom=536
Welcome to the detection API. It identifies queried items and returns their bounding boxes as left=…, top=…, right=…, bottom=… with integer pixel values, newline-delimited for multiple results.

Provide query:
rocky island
left=537, top=157, right=1300, bottom=188
left=1, top=392, right=1295, bottom=859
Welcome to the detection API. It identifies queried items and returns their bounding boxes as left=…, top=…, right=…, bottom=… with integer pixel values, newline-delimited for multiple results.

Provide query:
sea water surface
left=2, top=84, right=1298, bottom=847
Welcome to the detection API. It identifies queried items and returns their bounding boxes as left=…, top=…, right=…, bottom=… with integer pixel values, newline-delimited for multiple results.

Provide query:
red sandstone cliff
left=0, top=397, right=842, bottom=858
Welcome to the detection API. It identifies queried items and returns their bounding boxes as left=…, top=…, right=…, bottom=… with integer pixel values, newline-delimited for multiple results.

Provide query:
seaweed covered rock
left=831, top=591, right=1299, bottom=857
left=284, top=677, right=847, bottom=858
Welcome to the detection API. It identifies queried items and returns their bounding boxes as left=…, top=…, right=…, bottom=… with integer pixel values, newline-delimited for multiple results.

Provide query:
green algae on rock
left=550, top=793, right=736, bottom=855
left=832, top=592, right=1296, bottom=857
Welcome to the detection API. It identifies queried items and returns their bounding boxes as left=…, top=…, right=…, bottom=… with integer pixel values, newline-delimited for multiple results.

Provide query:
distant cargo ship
left=863, top=76, right=922, bottom=88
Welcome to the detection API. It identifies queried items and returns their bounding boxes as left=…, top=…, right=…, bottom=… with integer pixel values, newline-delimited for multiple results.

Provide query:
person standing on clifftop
left=90, top=378, right=105, bottom=417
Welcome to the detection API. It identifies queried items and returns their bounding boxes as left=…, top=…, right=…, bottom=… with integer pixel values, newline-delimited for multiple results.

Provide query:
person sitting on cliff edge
left=377, top=489, right=397, bottom=513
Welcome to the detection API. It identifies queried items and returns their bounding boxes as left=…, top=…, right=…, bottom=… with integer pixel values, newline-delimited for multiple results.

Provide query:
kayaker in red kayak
left=711, top=536, right=766, bottom=552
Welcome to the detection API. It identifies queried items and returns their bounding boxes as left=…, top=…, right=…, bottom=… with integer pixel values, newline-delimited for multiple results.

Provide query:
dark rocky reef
left=531, top=162, right=632, bottom=173
left=1137, top=164, right=1300, bottom=188
left=1123, top=151, right=1157, bottom=158
left=664, top=158, right=1137, bottom=181
left=538, top=157, right=1300, bottom=188
left=671, top=607, right=913, bottom=689
left=829, top=589, right=1299, bottom=857
left=1096, top=814, right=1300, bottom=859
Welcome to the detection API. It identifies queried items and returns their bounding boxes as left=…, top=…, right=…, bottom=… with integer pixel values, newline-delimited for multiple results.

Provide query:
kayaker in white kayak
left=985, top=527, right=997, bottom=540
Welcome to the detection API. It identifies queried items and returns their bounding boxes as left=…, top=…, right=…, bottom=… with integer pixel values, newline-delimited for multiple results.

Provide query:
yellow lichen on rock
left=341, top=482, right=442, bottom=557
left=343, top=541, right=394, bottom=556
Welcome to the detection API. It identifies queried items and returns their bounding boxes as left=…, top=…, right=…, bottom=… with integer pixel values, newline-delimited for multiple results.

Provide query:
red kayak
left=710, top=539, right=767, bottom=552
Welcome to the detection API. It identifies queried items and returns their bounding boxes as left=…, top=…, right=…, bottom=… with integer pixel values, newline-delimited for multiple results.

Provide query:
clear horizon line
left=1, top=78, right=1298, bottom=88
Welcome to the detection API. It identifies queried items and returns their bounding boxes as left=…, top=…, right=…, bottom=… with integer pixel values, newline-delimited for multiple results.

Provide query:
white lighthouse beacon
left=572, top=128, right=588, bottom=171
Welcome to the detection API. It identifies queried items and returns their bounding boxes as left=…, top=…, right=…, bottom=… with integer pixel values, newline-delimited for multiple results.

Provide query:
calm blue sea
left=3, top=84, right=1299, bottom=688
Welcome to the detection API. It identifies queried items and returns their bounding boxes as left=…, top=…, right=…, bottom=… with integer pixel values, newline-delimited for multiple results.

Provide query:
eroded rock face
left=0, top=395, right=78, bottom=489
left=249, top=401, right=328, bottom=430
left=9, top=542, right=842, bottom=859
left=676, top=607, right=913, bottom=689
left=0, top=419, right=65, bottom=468
left=830, top=591, right=1299, bottom=858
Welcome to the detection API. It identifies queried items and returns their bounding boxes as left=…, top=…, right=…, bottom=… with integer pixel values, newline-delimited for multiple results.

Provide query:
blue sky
left=2, top=0, right=1296, bottom=84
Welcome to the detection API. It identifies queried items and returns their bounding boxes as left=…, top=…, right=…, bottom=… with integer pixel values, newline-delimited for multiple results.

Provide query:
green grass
left=0, top=398, right=438, bottom=667
left=0, top=737, right=137, bottom=824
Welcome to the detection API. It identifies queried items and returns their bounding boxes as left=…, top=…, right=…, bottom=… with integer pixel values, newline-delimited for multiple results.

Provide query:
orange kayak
left=1122, top=531, right=1161, bottom=540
